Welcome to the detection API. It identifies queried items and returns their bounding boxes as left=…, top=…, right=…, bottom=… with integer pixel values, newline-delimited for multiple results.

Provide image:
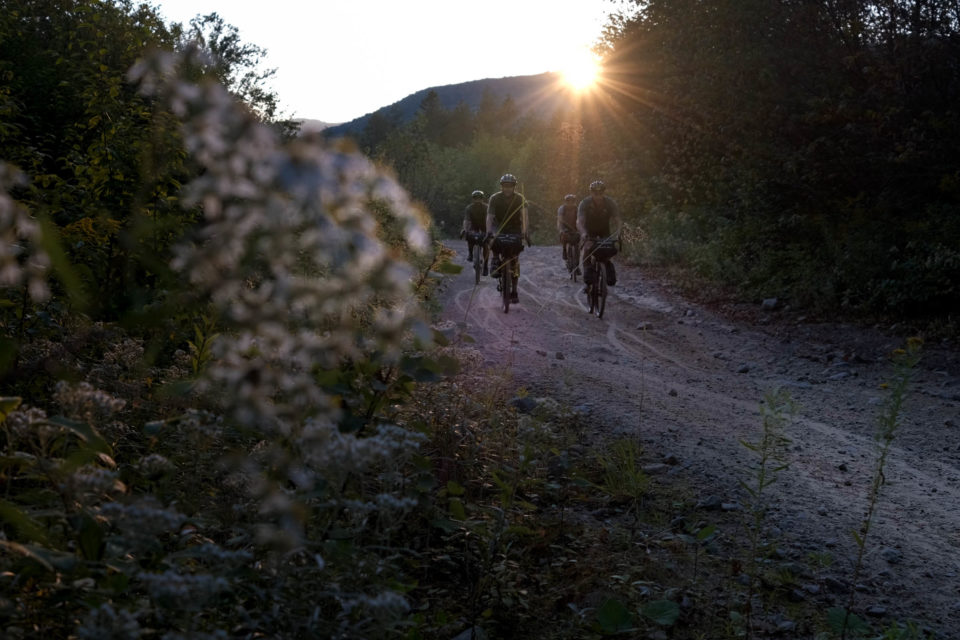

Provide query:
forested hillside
left=358, top=0, right=960, bottom=326
left=0, top=1, right=957, bottom=639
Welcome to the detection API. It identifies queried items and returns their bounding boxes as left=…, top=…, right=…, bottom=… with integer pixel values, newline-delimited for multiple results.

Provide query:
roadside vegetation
left=0, top=1, right=948, bottom=638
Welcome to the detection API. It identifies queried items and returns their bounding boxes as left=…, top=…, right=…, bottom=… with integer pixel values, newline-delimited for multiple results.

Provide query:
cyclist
left=461, top=189, right=489, bottom=275
left=557, top=194, right=579, bottom=269
left=486, top=173, right=529, bottom=303
left=577, top=180, right=622, bottom=293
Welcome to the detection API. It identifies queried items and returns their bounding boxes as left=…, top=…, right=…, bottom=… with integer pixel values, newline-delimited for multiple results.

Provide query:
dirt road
left=438, top=243, right=960, bottom=636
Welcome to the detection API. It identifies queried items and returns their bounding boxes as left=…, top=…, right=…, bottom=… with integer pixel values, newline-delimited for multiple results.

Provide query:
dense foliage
left=359, top=0, right=960, bottom=322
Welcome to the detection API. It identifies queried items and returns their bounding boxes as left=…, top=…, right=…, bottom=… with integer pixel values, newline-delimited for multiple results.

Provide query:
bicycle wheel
left=566, top=244, right=577, bottom=281
left=473, top=245, right=482, bottom=285
left=588, top=260, right=599, bottom=315
left=500, top=257, right=511, bottom=313
left=596, top=262, right=608, bottom=319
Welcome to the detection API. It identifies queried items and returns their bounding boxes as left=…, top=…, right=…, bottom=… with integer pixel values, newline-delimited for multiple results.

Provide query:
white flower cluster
left=136, top=454, right=175, bottom=477
left=339, top=589, right=410, bottom=622
left=53, top=381, right=126, bottom=422
left=192, top=542, right=253, bottom=566
left=99, top=499, right=185, bottom=536
left=4, top=405, right=49, bottom=442
left=137, top=570, right=229, bottom=609
left=0, top=163, right=50, bottom=301
left=76, top=603, right=141, bottom=640
left=60, top=466, right=125, bottom=503
left=299, top=420, right=426, bottom=476
left=129, top=47, right=428, bottom=434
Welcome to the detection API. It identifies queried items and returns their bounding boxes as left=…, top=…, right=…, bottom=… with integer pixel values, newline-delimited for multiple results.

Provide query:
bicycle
left=583, top=237, right=619, bottom=319
left=490, top=233, right=525, bottom=314
left=561, top=230, right=581, bottom=281
left=466, top=231, right=487, bottom=284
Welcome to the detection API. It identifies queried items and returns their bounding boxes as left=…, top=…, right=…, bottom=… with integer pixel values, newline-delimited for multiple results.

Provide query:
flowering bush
left=0, top=46, right=445, bottom=639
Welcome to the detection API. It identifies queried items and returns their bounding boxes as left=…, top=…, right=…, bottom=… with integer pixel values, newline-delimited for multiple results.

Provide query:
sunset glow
left=560, top=49, right=601, bottom=92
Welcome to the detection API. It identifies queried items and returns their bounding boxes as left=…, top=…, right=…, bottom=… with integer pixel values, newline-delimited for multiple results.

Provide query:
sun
left=560, top=48, right=600, bottom=91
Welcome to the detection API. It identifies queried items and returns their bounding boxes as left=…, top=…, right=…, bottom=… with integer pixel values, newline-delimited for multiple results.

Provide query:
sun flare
left=560, top=49, right=600, bottom=91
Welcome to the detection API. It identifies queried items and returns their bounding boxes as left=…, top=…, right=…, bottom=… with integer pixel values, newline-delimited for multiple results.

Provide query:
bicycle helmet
left=499, top=173, right=518, bottom=185
left=564, top=194, right=577, bottom=203
left=589, top=180, right=606, bottom=193
left=471, top=190, right=484, bottom=199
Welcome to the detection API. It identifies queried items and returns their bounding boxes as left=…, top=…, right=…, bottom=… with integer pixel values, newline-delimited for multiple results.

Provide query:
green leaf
left=826, top=607, right=870, bottom=635
left=44, top=416, right=111, bottom=454
left=432, top=261, right=463, bottom=275
left=448, top=498, right=466, bottom=521
left=0, top=540, right=54, bottom=572
left=595, top=598, right=634, bottom=633
left=0, top=500, right=50, bottom=544
left=73, top=512, right=105, bottom=560
left=641, top=599, right=680, bottom=626
left=0, top=397, right=22, bottom=420
left=696, top=524, right=716, bottom=542
left=446, top=480, right=465, bottom=496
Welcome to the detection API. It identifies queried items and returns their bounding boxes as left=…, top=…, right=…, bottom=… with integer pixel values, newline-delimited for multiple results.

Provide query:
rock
left=636, top=321, right=654, bottom=330
left=721, top=502, right=741, bottom=512
left=880, top=547, right=903, bottom=564
left=776, top=620, right=797, bottom=633
left=510, top=396, right=537, bottom=414
left=555, top=352, right=565, bottom=360
left=668, top=388, right=678, bottom=397
left=737, top=364, right=750, bottom=374
left=866, top=605, right=887, bottom=617
left=535, top=349, right=547, bottom=356
left=451, top=628, right=489, bottom=640
left=662, top=454, right=680, bottom=465
left=823, top=576, right=850, bottom=593
left=696, top=495, right=722, bottom=510
left=642, top=463, right=670, bottom=475
left=762, top=297, right=779, bottom=310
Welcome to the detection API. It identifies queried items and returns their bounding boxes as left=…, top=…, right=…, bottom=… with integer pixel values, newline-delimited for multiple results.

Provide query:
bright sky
left=151, top=0, right=623, bottom=124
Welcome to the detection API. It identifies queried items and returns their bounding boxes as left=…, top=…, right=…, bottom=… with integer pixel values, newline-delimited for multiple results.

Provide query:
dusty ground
left=437, top=243, right=960, bottom=637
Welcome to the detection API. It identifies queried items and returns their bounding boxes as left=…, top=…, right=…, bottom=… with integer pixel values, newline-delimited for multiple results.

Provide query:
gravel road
left=438, top=242, right=960, bottom=636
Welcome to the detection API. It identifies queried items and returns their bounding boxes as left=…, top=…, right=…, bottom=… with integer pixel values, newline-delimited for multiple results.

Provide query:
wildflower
left=76, top=603, right=141, bottom=640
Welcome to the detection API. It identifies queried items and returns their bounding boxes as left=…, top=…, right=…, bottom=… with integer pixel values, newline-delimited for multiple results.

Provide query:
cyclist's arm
left=556, top=207, right=565, bottom=234
left=576, top=201, right=589, bottom=237
left=521, top=202, right=529, bottom=237
left=485, top=198, right=496, bottom=235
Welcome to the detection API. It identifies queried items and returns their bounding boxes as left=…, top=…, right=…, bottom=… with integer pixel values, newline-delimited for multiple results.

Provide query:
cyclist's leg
left=607, top=258, right=616, bottom=286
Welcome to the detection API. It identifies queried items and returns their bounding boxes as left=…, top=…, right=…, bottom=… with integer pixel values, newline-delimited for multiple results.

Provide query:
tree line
left=359, top=0, right=960, bottom=321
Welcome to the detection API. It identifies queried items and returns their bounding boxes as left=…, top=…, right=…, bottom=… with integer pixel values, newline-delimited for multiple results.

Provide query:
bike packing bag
left=494, top=234, right=525, bottom=257
left=591, top=239, right=618, bottom=261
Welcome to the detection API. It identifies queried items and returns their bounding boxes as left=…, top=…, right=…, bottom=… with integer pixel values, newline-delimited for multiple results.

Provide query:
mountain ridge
left=323, top=71, right=574, bottom=138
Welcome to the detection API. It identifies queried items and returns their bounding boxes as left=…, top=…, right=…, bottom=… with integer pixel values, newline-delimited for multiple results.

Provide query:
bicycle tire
left=588, top=259, right=599, bottom=315
left=473, top=246, right=482, bottom=285
left=501, top=257, right=511, bottom=313
left=566, top=243, right=579, bottom=281
left=596, top=262, right=607, bottom=319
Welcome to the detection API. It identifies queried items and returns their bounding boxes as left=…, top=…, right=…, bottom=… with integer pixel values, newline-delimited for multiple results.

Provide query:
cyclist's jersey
left=463, top=201, right=486, bottom=231
left=578, top=195, right=619, bottom=238
left=557, top=204, right=577, bottom=232
left=488, top=191, right=525, bottom=235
